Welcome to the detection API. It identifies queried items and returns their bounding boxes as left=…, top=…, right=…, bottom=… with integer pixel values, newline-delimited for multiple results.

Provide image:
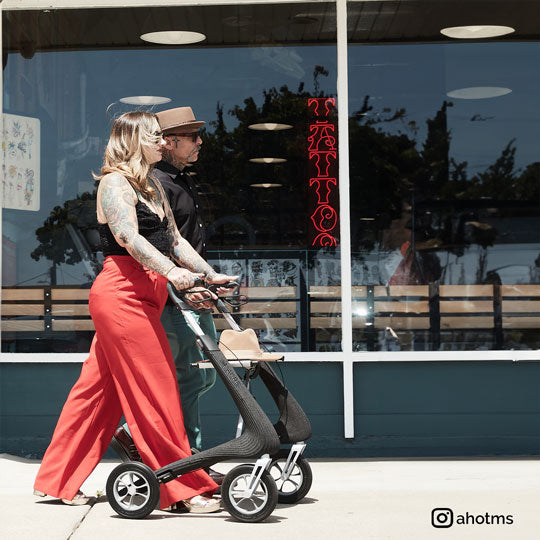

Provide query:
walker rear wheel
left=269, top=449, right=313, bottom=503
left=221, top=464, right=278, bottom=523
left=106, top=462, right=160, bottom=519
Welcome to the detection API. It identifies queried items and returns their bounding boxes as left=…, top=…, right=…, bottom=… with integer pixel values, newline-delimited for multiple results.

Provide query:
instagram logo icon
left=432, top=508, right=454, bottom=528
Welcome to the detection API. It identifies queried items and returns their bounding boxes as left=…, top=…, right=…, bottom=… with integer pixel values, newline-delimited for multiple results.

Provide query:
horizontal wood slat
left=441, top=316, right=494, bottom=329
left=311, top=316, right=344, bottom=329
left=240, top=286, right=296, bottom=299
left=311, top=301, right=343, bottom=313
left=2, top=320, right=45, bottom=332
left=52, top=320, right=95, bottom=331
left=2, top=288, right=44, bottom=301
left=2, top=305, right=44, bottom=316
left=439, top=285, right=493, bottom=297
left=308, top=285, right=341, bottom=296
left=375, top=301, right=429, bottom=313
left=51, top=304, right=91, bottom=316
left=502, top=300, right=540, bottom=313
left=214, top=317, right=297, bottom=330
left=502, top=317, right=540, bottom=329
left=374, top=317, right=430, bottom=330
left=440, top=300, right=494, bottom=313
left=308, top=286, right=367, bottom=297
left=501, top=285, right=540, bottom=297
left=51, top=289, right=90, bottom=301
left=214, top=301, right=297, bottom=315
left=374, top=285, right=429, bottom=297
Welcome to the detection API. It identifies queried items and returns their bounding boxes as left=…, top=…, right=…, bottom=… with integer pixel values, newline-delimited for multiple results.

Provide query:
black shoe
left=111, top=426, right=142, bottom=462
left=207, top=467, right=225, bottom=486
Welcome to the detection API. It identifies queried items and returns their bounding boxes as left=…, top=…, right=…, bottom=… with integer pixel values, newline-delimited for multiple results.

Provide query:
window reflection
left=1, top=3, right=339, bottom=354
left=349, top=1, right=540, bottom=351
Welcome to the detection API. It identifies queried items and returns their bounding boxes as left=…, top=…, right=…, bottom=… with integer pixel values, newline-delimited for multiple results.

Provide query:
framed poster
left=2, top=113, right=40, bottom=211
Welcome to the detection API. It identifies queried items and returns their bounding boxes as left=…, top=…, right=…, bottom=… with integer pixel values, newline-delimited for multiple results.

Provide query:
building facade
left=2, top=0, right=540, bottom=457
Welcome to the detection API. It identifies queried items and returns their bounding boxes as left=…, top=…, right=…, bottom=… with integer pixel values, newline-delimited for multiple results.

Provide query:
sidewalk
left=2, top=453, right=540, bottom=540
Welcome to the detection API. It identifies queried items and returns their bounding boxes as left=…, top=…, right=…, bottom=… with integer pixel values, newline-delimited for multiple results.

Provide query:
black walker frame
left=106, top=282, right=312, bottom=522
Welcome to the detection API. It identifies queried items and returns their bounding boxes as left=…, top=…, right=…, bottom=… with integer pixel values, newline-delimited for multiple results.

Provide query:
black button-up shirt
left=153, top=161, right=207, bottom=259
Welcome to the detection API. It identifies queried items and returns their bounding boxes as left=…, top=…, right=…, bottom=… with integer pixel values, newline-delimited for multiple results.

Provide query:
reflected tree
left=349, top=95, right=539, bottom=284
left=30, top=190, right=100, bottom=283
left=198, top=66, right=334, bottom=248
left=30, top=72, right=539, bottom=287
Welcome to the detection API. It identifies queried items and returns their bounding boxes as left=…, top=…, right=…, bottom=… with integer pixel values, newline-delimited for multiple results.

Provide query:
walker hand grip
left=208, top=281, right=238, bottom=293
left=167, top=278, right=204, bottom=298
left=167, top=282, right=203, bottom=312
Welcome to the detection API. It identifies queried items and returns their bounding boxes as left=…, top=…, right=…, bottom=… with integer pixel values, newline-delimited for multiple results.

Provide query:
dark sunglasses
left=166, top=132, right=200, bottom=142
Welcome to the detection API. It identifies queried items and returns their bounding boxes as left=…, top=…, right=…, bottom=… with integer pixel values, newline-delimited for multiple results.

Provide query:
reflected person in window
left=33, top=111, right=236, bottom=512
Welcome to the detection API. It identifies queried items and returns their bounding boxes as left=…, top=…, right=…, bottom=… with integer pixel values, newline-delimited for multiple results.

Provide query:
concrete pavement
left=2, top=453, right=540, bottom=539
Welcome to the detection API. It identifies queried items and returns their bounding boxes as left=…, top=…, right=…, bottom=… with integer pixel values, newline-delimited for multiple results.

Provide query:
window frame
left=2, top=0, right=540, bottom=443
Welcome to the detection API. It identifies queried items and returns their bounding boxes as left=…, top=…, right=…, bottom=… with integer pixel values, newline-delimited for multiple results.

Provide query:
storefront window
left=348, top=0, right=540, bottom=351
left=2, top=3, right=338, bottom=353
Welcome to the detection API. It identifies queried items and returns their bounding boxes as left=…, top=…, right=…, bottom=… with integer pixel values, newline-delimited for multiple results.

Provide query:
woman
left=33, top=111, right=235, bottom=513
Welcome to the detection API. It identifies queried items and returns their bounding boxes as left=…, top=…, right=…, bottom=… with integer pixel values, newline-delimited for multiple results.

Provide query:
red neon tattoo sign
left=307, top=98, right=338, bottom=247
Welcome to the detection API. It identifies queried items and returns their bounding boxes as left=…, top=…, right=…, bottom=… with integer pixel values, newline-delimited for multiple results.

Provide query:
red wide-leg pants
left=34, top=256, right=217, bottom=508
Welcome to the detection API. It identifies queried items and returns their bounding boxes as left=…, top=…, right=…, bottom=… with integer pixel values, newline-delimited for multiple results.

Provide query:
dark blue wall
left=2, top=361, right=540, bottom=458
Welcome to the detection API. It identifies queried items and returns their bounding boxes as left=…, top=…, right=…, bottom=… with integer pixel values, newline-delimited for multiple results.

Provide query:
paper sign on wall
left=2, top=113, right=40, bottom=211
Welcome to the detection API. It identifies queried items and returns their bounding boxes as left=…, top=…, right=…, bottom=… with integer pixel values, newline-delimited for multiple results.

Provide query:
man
left=112, top=107, right=224, bottom=484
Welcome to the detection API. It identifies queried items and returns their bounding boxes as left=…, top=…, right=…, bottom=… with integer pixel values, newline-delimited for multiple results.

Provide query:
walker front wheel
left=106, top=462, right=160, bottom=519
left=269, top=449, right=313, bottom=503
left=221, top=464, right=278, bottom=523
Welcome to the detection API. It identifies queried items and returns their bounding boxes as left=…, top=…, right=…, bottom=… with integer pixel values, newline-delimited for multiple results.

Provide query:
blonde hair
left=93, top=111, right=161, bottom=200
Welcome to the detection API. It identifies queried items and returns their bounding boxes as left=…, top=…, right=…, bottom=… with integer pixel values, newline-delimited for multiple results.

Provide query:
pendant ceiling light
left=249, top=158, right=287, bottom=164
left=441, top=25, right=515, bottom=39
left=248, top=123, right=293, bottom=131
left=140, top=31, right=206, bottom=45
left=447, top=87, right=512, bottom=99
left=250, top=183, right=283, bottom=188
left=119, top=96, right=171, bottom=105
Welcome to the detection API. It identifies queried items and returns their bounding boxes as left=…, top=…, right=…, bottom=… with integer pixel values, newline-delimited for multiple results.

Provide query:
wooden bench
left=309, top=285, right=431, bottom=330
left=1, top=286, right=298, bottom=334
left=1, top=287, right=92, bottom=334
left=501, top=285, right=540, bottom=329
left=1, top=288, right=46, bottom=332
left=3, top=284, right=540, bottom=348
left=307, top=284, right=515, bottom=331
left=439, top=285, right=495, bottom=330
left=213, top=286, right=298, bottom=331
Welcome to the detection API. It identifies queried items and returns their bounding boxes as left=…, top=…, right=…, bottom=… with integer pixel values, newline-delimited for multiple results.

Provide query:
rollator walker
left=106, top=281, right=312, bottom=522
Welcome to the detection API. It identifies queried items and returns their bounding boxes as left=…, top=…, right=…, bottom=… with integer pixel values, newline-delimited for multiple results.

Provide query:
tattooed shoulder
left=103, top=172, right=126, bottom=186
left=100, top=174, right=136, bottom=201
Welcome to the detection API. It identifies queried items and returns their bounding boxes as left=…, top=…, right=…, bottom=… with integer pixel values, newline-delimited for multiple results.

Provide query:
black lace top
left=99, top=201, right=170, bottom=256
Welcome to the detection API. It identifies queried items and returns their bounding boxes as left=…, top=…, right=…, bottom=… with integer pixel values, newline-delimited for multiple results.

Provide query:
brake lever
left=207, top=281, right=239, bottom=294
left=222, top=295, right=249, bottom=308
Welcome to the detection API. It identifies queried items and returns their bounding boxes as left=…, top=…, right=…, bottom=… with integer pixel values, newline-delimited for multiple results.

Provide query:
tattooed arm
left=97, top=173, right=202, bottom=290
left=152, top=176, right=236, bottom=284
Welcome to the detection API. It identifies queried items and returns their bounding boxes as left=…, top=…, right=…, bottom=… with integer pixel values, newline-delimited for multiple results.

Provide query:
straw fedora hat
left=218, top=328, right=284, bottom=362
left=156, top=106, right=205, bottom=134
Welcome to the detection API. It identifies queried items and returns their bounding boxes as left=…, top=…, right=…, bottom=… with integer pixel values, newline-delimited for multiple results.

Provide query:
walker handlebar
left=166, top=280, right=245, bottom=314
left=166, top=282, right=206, bottom=312
left=207, top=281, right=238, bottom=293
